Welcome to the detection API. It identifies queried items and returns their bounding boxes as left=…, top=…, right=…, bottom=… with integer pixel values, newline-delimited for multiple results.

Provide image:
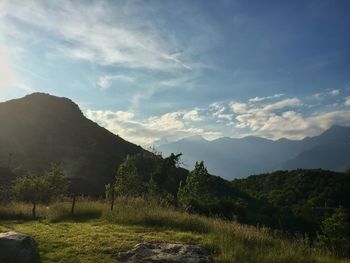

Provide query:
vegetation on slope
left=233, top=169, right=350, bottom=234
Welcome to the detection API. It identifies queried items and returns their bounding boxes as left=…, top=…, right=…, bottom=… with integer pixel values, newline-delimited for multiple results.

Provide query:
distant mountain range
left=157, top=125, right=350, bottom=179
left=0, top=93, right=143, bottom=195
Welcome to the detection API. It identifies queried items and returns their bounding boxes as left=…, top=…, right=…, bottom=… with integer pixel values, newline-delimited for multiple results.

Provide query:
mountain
left=157, top=126, right=350, bottom=179
left=282, top=126, right=350, bottom=171
left=0, top=93, right=143, bottom=195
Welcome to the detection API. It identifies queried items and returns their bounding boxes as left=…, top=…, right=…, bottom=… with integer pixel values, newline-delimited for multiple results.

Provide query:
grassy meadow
left=0, top=198, right=348, bottom=263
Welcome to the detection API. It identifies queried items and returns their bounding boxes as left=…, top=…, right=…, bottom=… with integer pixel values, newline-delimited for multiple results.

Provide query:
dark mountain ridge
left=0, top=93, right=143, bottom=195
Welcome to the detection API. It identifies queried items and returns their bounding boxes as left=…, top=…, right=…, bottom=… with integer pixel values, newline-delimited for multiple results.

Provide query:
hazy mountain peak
left=324, top=124, right=348, bottom=133
left=212, top=136, right=236, bottom=143
left=151, top=137, right=170, bottom=147
left=241, top=136, right=273, bottom=143
left=318, top=125, right=350, bottom=141
left=275, top=137, right=293, bottom=143
left=182, top=135, right=206, bottom=142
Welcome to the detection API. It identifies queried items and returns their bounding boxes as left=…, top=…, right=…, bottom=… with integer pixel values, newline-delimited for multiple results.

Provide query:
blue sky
left=1, top=0, right=350, bottom=146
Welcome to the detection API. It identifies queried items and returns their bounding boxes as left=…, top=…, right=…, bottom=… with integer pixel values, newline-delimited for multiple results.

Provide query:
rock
left=0, top=231, right=40, bottom=263
left=117, top=242, right=212, bottom=263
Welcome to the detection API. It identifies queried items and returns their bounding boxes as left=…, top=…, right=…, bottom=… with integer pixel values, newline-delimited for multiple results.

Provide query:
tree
left=45, top=163, right=69, bottom=198
left=177, top=161, right=212, bottom=211
left=146, top=175, right=175, bottom=206
left=115, top=156, right=144, bottom=197
left=146, top=175, right=160, bottom=200
left=12, top=164, right=68, bottom=218
left=317, top=208, right=350, bottom=257
left=154, top=153, right=183, bottom=194
left=12, top=173, right=48, bottom=218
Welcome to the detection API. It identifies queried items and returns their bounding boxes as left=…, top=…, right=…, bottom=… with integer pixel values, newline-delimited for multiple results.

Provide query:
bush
left=317, top=208, right=350, bottom=257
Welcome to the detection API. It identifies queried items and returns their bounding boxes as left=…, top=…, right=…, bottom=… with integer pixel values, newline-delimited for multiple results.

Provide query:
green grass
left=0, top=221, right=204, bottom=263
left=0, top=199, right=348, bottom=263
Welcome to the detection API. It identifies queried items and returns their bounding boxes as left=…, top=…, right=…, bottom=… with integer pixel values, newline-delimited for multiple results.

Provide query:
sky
left=1, top=0, right=350, bottom=146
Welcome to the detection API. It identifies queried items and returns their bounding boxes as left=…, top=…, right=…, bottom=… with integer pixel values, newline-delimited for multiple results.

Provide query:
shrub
left=317, top=208, right=350, bottom=257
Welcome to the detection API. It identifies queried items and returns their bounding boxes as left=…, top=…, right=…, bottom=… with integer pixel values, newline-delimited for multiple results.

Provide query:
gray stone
left=117, top=242, right=212, bottom=263
left=0, top=231, right=40, bottom=263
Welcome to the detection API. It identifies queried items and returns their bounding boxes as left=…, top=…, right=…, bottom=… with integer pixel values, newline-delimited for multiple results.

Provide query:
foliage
left=115, top=155, right=144, bottom=197
left=11, top=164, right=69, bottom=217
left=151, top=153, right=184, bottom=195
left=233, top=169, right=350, bottom=234
left=178, top=161, right=212, bottom=210
left=12, top=164, right=69, bottom=204
left=317, top=209, right=350, bottom=257
left=12, top=173, right=50, bottom=205
left=144, top=153, right=183, bottom=205
left=45, top=163, right=69, bottom=197
left=145, top=175, right=175, bottom=206
left=176, top=161, right=261, bottom=223
left=111, top=152, right=187, bottom=201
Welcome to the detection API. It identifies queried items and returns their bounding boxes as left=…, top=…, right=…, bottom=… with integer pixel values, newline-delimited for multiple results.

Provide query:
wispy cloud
left=248, top=93, right=284, bottom=103
left=262, top=98, right=301, bottom=111
left=0, top=0, right=218, bottom=108
left=97, top=75, right=135, bottom=90
left=310, top=89, right=341, bottom=100
left=0, top=1, right=196, bottom=72
left=328, top=89, right=340, bottom=96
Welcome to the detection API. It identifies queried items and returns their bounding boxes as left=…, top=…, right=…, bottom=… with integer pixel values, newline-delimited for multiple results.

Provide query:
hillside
left=233, top=169, right=350, bottom=233
left=157, top=126, right=350, bottom=179
left=0, top=93, right=143, bottom=195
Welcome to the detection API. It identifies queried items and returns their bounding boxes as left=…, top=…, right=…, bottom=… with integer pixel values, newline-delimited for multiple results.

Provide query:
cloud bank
left=85, top=94, right=350, bottom=146
left=86, top=109, right=221, bottom=146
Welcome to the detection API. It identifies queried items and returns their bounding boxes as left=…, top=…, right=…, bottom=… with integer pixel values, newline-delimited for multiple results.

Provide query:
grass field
left=0, top=198, right=348, bottom=263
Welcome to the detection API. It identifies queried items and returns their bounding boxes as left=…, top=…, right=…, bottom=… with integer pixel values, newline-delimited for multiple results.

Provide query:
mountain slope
left=232, top=169, right=350, bottom=233
left=281, top=126, right=350, bottom=171
left=158, top=126, right=350, bottom=179
left=0, top=93, right=143, bottom=195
